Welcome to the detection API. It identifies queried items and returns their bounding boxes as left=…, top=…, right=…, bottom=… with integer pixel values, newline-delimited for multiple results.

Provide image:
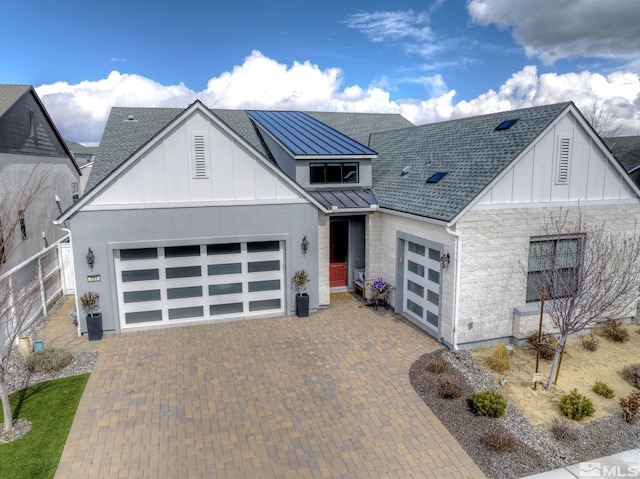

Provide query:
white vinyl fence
left=1, top=235, right=74, bottom=349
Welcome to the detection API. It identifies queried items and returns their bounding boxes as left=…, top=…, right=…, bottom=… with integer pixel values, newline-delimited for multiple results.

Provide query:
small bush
left=620, top=390, right=640, bottom=424
left=26, top=347, right=73, bottom=373
left=526, top=332, right=558, bottom=360
left=557, top=389, right=595, bottom=420
left=621, top=363, right=640, bottom=388
left=580, top=333, right=599, bottom=351
left=592, top=381, right=614, bottom=399
left=484, top=429, right=518, bottom=452
left=488, top=344, right=510, bottom=372
left=425, top=357, right=449, bottom=374
left=550, top=417, right=578, bottom=442
left=437, top=377, right=462, bottom=399
left=600, top=320, right=630, bottom=342
left=469, top=390, right=507, bottom=418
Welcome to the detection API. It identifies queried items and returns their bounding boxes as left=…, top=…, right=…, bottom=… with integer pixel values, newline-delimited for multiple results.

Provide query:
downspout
left=446, top=222, right=462, bottom=350
left=57, top=225, right=81, bottom=337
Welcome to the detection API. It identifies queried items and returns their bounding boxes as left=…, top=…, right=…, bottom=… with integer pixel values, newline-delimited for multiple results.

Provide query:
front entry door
left=329, top=220, right=348, bottom=287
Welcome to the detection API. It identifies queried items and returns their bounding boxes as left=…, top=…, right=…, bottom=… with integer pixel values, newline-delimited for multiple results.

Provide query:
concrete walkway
left=43, top=294, right=485, bottom=478
left=521, top=449, right=640, bottom=478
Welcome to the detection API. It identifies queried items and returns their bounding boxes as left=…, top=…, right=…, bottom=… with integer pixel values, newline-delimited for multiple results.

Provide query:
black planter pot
left=86, top=312, right=103, bottom=341
left=295, top=293, right=309, bottom=318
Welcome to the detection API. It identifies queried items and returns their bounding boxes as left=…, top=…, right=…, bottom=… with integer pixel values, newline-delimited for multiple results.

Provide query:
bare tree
left=582, top=101, right=622, bottom=138
left=0, top=167, right=48, bottom=433
left=526, top=210, right=640, bottom=391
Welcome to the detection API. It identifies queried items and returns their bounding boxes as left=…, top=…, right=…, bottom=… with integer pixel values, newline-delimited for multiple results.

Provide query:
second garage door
left=114, top=240, right=284, bottom=330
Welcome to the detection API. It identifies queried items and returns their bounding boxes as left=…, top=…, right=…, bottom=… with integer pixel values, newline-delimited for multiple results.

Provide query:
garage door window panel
left=121, top=248, right=158, bottom=261
left=166, top=266, right=201, bottom=279
left=210, top=303, right=243, bottom=315
left=247, top=241, right=279, bottom=253
left=208, top=263, right=242, bottom=275
left=249, top=279, right=281, bottom=292
left=250, top=299, right=281, bottom=312
left=248, top=260, right=280, bottom=273
left=169, top=306, right=204, bottom=320
left=167, top=286, right=203, bottom=300
left=209, top=283, right=243, bottom=296
left=407, top=260, right=425, bottom=277
left=165, top=245, right=201, bottom=258
left=125, top=310, right=162, bottom=324
left=124, top=289, right=161, bottom=303
left=122, top=269, right=160, bottom=282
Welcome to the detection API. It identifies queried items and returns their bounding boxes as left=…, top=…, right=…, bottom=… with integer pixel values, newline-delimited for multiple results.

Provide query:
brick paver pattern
left=51, top=294, right=485, bottom=478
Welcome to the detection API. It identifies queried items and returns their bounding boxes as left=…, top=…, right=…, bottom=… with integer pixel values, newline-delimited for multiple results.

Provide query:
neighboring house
left=65, top=140, right=97, bottom=195
left=603, top=136, right=640, bottom=186
left=0, top=85, right=80, bottom=269
left=57, top=101, right=640, bottom=350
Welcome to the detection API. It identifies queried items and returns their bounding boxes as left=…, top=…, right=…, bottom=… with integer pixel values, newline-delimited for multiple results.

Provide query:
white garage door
left=114, top=240, right=284, bottom=329
left=403, top=240, right=440, bottom=334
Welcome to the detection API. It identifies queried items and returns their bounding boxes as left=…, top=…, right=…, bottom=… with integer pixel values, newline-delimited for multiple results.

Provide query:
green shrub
left=550, top=417, right=578, bottom=442
left=426, top=357, right=449, bottom=374
left=592, top=381, right=614, bottom=399
left=622, top=364, right=640, bottom=388
left=26, top=348, right=73, bottom=373
left=620, top=390, right=640, bottom=424
left=469, top=390, right=507, bottom=418
left=484, top=429, right=518, bottom=452
left=600, top=320, right=630, bottom=342
left=526, top=332, right=558, bottom=360
left=488, top=344, right=510, bottom=372
left=581, top=333, right=599, bottom=351
left=437, top=377, right=462, bottom=399
left=557, top=389, right=595, bottom=420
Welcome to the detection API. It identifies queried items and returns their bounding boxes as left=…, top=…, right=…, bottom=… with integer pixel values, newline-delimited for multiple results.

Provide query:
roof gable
left=369, top=102, right=573, bottom=222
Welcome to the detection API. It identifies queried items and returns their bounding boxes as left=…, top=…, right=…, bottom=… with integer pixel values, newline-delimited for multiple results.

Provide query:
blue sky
left=2, top=0, right=640, bottom=144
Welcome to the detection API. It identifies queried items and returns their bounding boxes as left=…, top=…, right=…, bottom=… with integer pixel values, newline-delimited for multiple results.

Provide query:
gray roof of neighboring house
left=603, top=136, right=640, bottom=172
left=65, top=140, right=98, bottom=155
left=86, top=105, right=414, bottom=192
left=0, top=84, right=30, bottom=117
left=369, top=102, right=573, bottom=223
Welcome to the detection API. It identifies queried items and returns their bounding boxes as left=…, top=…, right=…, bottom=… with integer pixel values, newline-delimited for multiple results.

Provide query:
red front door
left=329, top=220, right=348, bottom=287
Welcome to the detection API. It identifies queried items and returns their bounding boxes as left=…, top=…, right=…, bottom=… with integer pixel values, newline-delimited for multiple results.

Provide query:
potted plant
left=80, top=291, right=103, bottom=340
left=292, top=270, right=310, bottom=317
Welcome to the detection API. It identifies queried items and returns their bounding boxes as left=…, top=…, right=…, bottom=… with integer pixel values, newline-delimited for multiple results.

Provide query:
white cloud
left=467, top=0, right=640, bottom=64
left=344, top=10, right=433, bottom=44
left=35, top=52, right=640, bottom=146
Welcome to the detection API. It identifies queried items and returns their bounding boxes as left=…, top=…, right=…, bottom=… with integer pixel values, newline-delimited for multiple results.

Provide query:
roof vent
left=426, top=172, right=448, bottom=183
left=124, top=114, right=137, bottom=122
left=399, top=166, right=412, bottom=178
left=496, top=118, right=518, bottom=131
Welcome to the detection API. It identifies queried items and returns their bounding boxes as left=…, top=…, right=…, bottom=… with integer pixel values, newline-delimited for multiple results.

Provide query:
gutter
left=446, top=222, right=462, bottom=350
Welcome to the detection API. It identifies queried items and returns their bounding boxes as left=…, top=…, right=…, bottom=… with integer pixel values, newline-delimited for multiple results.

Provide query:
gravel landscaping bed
left=410, top=349, right=640, bottom=479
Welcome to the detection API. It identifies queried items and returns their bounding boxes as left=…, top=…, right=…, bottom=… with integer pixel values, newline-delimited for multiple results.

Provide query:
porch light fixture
left=86, top=248, right=95, bottom=271
left=302, top=236, right=309, bottom=254
left=439, top=252, right=450, bottom=270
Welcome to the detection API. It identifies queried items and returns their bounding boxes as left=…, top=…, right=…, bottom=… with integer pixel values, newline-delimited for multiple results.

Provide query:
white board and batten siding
left=477, top=112, right=638, bottom=207
left=87, top=111, right=304, bottom=208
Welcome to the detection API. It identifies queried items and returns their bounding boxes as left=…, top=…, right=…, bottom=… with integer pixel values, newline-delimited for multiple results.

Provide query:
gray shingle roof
left=0, top=84, right=30, bottom=117
left=369, top=102, right=572, bottom=222
left=87, top=106, right=413, bottom=192
left=603, top=136, right=640, bottom=172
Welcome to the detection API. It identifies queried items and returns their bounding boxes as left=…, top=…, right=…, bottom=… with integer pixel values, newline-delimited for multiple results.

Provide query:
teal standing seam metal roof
left=369, top=102, right=572, bottom=223
left=247, top=110, right=377, bottom=157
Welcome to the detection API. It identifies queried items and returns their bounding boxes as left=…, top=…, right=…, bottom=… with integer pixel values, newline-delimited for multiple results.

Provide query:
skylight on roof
left=495, top=118, right=519, bottom=131
left=426, top=172, right=448, bottom=183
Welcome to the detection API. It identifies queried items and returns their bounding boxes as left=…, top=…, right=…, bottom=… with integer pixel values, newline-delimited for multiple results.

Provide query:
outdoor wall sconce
left=440, top=252, right=450, bottom=270
left=302, top=236, right=309, bottom=254
left=86, top=248, right=95, bottom=271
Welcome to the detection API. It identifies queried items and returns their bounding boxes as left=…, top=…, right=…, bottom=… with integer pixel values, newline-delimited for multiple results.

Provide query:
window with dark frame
left=526, top=236, right=582, bottom=302
left=19, top=210, right=27, bottom=240
left=310, top=162, right=358, bottom=184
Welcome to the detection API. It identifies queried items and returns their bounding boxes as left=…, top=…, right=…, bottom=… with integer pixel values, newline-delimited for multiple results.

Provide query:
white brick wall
left=456, top=203, right=640, bottom=347
left=317, top=211, right=330, bottom=305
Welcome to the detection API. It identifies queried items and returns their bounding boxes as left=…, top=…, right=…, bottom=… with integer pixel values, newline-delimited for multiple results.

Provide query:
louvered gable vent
left=192, top=133, right=209, bottom=178
left=556, top=136, right=571, bottom=185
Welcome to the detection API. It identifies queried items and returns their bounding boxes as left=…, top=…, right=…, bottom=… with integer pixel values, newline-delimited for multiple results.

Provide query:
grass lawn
left=0, top=374, right=89, bottom=479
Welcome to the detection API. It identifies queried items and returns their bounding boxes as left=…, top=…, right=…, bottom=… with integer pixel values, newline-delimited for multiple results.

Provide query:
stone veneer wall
left=318, top=211, right=330, bottom=306
left=455, top=203, right=640, bottom=348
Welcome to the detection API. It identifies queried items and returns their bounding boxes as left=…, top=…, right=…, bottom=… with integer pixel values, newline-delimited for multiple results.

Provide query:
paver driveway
left=55, top=293, right=484, bottom=478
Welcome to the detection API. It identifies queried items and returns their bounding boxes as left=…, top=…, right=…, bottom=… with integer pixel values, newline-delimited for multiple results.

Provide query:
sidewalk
left=521, top=448, right=640, bottom=478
